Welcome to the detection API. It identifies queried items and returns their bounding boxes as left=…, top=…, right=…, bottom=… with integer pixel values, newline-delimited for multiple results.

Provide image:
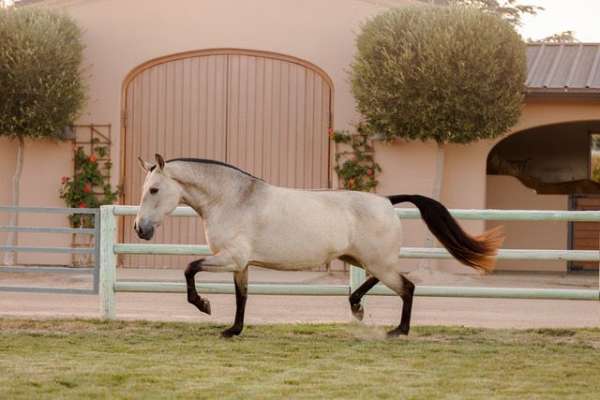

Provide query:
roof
left=526, top=43, right=600, bottom=95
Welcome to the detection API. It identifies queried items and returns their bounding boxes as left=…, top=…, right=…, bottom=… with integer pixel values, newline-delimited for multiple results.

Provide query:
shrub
left=0, top=8, right=85, bottom=265
left=0, top=7, right=85, bottom=140
left=350, top=5, right=527, bottom=144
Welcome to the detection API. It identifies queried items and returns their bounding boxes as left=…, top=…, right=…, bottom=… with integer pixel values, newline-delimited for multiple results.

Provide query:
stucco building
left=1, top=0, right=598, bottom=271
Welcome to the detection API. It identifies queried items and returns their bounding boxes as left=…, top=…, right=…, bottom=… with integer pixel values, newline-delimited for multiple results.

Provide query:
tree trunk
left=3, top=136, right=25, bottom=266
left=431, top=141, right=445, bottom=201
left=419, top=141, right=445, bottom=271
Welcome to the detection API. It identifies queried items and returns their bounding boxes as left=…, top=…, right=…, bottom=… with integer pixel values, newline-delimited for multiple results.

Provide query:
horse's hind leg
left=369, top=266, right=415, bottom=336
left=388, top=274, right=415, bottom=336
left=221, top=268, right=248, bottom=338
left=341, top=256, right=379, bottom=321
left=349, top=276, right=379, bottom=321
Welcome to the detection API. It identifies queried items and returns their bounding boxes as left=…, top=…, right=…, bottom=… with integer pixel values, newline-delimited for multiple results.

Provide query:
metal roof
left=526, top=43, right=600, bottom=95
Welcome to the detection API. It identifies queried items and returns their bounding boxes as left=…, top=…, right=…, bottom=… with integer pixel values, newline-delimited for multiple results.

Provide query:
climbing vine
left=60, top=143, right=120, bottom=228
left=331, top=124, right=381, bottom=192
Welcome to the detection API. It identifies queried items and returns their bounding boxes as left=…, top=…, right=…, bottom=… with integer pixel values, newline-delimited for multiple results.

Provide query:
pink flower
left=89, top=154, right=97, bottom=163
left=61, top=176, right=70, bottom=184
left=83, top=183, right=92, bottom=193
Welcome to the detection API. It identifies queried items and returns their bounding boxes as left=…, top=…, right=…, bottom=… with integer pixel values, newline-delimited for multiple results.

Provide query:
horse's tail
left=388, top=194, right=504, bottom=273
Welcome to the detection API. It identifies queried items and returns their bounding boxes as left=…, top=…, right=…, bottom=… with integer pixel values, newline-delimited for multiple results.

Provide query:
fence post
left=99, top=205, right=116, bottom=319
left=92, top=210, right=101, bottom=294
left=349, top=265, right=365, bottom=293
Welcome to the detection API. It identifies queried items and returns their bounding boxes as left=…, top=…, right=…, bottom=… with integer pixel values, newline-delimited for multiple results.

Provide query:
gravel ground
left=1, top=267, right=598, bottom=328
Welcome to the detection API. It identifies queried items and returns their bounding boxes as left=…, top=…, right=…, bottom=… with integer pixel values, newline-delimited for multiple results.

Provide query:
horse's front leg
left=185, top=258, right=212, bottom=315
left=221, top=268, right=248, bottom=338
left=184, top=254, right=241, bottom=316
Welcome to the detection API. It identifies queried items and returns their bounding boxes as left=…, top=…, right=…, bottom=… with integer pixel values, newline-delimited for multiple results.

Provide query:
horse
left=134, top=154, right=503, bottom=337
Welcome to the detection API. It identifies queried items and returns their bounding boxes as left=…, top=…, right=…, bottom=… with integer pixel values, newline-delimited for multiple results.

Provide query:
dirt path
left=1, top=268, right=598, bottom=328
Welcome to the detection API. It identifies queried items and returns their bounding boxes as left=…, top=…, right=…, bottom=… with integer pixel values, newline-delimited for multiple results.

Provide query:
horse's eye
left=150, top=188, right=159, bottom=195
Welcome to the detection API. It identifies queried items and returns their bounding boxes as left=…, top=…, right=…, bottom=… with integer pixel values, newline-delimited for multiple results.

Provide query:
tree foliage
left=0, top=7, right=85, bottom=140
left=351, top=6, right=527, bottom=144
left=421, top=1, right=580, bottom=42
left=417, top=0, right=542, bottom=26
left=534, top=30, right=579, bottom=44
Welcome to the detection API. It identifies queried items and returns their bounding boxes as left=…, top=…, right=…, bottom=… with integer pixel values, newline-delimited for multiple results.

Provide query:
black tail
left=388, top=194, right=504, bottom=273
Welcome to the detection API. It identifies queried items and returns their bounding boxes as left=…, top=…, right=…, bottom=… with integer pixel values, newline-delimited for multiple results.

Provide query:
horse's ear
left=137, top=156, right=152, bottom=172
left=155, top=153, right=165, bottom=171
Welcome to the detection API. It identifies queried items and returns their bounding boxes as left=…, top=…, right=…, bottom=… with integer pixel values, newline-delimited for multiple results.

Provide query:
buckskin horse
left=134, top=154, right=503, bottom=337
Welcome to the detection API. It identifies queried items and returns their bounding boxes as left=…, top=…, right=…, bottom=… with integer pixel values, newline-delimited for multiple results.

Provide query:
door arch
left=120, top=48, right=334, bottom=267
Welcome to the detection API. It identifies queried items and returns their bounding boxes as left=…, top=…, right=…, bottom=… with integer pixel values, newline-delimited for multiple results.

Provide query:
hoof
left=199, top=298, right=212, bottom=315
left=350, top=303, right=364, bottom=321
left=221, top=327, right=242, bottom=338
left=191, top=296, right=211, bottom=315
left=386, top=328, right=409, bottom=338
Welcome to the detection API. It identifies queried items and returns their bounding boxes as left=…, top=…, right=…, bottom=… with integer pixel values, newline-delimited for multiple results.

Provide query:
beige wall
left=489, top=98, right=598, bottom=271
left=0, top=137, right=72, bottom=265
left=511, top=97, right=600, bottom=133
left=486, top=175, right=568, bottom=271
left=1, top=0, right=414, bottom=265
left=374, top=139, right=488, bottom=272
left=3, top=0, right=599, bottom=270
left=373, top=97, right=599, bottom=272
left=41, top=0, right=415, bottom=188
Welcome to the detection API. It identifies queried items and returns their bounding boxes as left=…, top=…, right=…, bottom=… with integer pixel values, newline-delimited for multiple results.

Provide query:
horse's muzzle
left=134, top=219, right=155, bottom=241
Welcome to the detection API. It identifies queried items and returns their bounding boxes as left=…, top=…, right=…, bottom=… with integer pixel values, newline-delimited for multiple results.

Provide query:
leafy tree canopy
left=533, top=30, right=579, bottom=44
left=351, top=5, right=527, bottom=143
left=420, top=1, right=579, bottom=42
left=417, top=0, right=542, bottom=26
left=0, top=8, right=85, bottom=140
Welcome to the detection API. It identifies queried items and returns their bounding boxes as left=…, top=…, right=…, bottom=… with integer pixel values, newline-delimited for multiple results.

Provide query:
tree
left=418, top=0, right=542, bottom=26
left=0, top=8, right=85, bottom=265
left=421, top=1, right=580, bottom=42
left=534, top=30, right=579, bottom=44
left=352, top=5, right=526, bottom=185
left=0, top=1, right=16, bottom=9
left=351, top=6, right=525, bottom=258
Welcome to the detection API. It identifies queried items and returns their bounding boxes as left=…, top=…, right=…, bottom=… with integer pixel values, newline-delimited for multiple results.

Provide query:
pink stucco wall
left=374, top=97, right=600, bottom=273
left=486, top=175, right=568, bottom=271
left=1, top=0, right=415, bottom=265
left=2, top=1, right=598, bottom=270
left=0, top=138, right=73, bottom=265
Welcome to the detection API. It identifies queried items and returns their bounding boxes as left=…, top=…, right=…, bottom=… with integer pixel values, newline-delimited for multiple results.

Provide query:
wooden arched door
left=121, top=49, right=333, bottom=268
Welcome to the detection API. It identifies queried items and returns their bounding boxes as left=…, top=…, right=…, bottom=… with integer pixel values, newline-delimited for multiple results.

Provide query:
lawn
left=1, top=319, right=599, bottom=399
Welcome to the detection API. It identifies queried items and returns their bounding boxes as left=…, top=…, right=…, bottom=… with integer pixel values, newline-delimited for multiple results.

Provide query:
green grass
left=1, top=319, right=599, bottom=399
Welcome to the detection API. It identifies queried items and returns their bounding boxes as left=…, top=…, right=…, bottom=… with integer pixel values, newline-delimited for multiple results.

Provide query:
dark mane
left=157, top=157, right=262, bottom=180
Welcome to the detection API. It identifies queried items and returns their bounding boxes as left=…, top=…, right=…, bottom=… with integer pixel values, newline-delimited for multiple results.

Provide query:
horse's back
left=256, top=187, right=400, bottom=258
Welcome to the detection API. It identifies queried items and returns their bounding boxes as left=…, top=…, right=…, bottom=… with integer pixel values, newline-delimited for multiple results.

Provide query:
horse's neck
left=169, top=162, right=257, bottom=218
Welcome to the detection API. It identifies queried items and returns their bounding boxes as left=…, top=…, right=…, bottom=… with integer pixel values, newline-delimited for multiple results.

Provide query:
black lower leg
left=185, top=259, right=211, bottom=315
left=222, top=271, right=248, bottom=338
left=349, top=277, right=379, bottom=321
left=387, top=276, right=415, bottom=337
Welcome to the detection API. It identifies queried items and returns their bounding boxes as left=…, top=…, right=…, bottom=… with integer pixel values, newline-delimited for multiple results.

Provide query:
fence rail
left=99, top=205, right=600, bottom=319
left=0, top=206, right=100, bottom=294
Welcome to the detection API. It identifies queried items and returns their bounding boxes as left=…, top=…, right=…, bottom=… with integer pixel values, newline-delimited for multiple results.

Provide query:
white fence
left=99, top=205, right=600, bottom=319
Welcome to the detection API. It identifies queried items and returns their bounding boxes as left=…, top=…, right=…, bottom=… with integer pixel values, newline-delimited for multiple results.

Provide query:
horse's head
left=134, top=154, right=183, bottom=240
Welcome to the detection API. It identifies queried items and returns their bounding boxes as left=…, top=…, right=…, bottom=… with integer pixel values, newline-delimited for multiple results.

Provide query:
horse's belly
left=250, top=226, right=348, bottom=269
